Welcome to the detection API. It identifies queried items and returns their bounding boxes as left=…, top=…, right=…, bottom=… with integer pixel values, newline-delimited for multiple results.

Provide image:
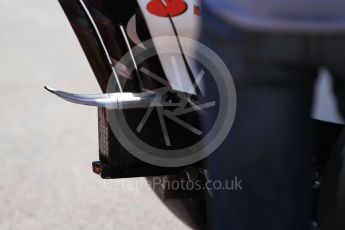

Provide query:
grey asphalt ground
left=0, top=1, right=189, bottom=229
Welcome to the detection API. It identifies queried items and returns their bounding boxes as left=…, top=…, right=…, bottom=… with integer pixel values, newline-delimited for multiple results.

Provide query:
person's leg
left=200, top=7, right=318, bottom=230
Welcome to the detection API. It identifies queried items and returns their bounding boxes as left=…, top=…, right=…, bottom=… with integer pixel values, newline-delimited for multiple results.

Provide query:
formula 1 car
left=46, top=1, right=345, bottom=229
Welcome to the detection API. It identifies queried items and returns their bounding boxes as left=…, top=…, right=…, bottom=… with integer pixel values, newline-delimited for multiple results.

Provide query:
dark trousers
left=200, top=6, right=345, bottom=230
